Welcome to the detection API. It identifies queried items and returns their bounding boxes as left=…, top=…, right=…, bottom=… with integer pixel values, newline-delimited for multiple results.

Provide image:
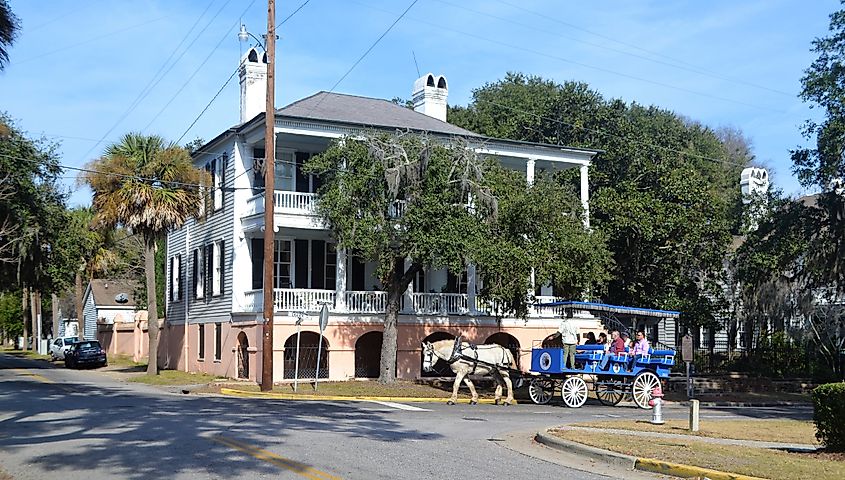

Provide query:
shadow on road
left=0, top=354, right=443, bottom=479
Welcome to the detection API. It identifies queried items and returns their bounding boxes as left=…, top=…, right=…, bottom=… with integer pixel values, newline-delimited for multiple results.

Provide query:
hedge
left=812, top=382, right=845, bottom=451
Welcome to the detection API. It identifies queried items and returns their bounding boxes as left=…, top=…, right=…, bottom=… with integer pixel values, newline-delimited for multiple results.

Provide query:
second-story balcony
left=245, top=191, right=318, bottom=217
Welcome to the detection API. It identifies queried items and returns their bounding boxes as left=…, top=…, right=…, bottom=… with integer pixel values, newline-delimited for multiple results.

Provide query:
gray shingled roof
left=277, top=92, right=480, bottom=137
left=88, top=279, right=140, bottom=307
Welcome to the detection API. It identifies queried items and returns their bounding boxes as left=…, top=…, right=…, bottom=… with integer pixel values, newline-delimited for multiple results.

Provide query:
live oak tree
left=307, top=131, right=609, bottom=383
left=0, top=0, right=19, bottom=70
left=306, top=132, right=496, bottom=383
left=83, top=133, right=206, bottom=374
left=450, top=73, right=745, bottom=328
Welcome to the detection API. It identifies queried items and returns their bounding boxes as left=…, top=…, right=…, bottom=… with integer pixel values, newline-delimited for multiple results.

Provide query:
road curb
left=534, top=431, right=637, bottom=470
left=219, top=387, right=517, bottom=404
left=633, top=457, right=768, bottom=480
left=537, top=429, right=768, bottom=480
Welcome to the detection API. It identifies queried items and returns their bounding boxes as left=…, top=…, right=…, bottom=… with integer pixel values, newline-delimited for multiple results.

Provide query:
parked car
left=65, top=340, right=108, bottom=369
left=49, top=336, right=78, bottom=361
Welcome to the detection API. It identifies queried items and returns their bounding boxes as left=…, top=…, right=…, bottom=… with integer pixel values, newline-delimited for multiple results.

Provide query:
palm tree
left=82, top=133, right=206, bottom=374
left=0, top=0, right=20, bottom=70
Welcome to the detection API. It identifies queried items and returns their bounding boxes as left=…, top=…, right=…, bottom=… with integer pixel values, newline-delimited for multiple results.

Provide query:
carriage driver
left=558, top=316, right=578, bottom=369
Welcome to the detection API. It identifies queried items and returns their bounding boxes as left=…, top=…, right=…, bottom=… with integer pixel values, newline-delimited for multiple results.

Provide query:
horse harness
left=448, top=336, right=508, bottom=375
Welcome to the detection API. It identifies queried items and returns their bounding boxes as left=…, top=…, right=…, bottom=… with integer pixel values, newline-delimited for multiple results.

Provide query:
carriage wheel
left=560, top=376, right=588, bottom=408
left=595, top=382, right=624, bottom=406
left=632, top=371, right=661, bottom=409
left=528, top=378, right=554, bottom=405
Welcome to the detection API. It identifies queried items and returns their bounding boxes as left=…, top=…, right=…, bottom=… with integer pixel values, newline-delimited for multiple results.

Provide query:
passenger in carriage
left=597, top=332, right=607, bottom=346
left=584, top=332, right=597, bottom=345
left=628, top=331, right=650, bottom=371
left=599, top=330, right=625, bottom=371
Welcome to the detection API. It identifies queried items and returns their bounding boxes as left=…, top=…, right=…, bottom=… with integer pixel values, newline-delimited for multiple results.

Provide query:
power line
left=12, top=16, right=169, bottom=65
left=78, top=1, right=225, bottom=164
left=350, top=0, right=786, bottom=114
left=435, top=0, right=792, bottom=98
left=175, top=0, right=313, bottom=145
left=307, top=0, right=419, bottom=115
left=141, top=0, right=259, bottom=133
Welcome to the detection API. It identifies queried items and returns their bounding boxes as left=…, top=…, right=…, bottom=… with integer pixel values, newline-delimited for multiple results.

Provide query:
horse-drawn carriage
left=421, top=301, right=678, bottom=408
left=527, top=301, right=678, bottom=409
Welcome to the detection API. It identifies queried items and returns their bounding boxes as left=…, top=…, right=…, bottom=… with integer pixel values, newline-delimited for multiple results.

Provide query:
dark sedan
left=65, top=340, right=108, bottom=369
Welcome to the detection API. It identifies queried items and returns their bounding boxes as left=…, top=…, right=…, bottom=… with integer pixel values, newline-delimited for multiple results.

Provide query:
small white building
left=81, top=279, right=141, bottom=340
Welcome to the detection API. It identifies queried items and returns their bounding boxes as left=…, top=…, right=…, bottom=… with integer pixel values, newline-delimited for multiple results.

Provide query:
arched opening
left=283, top=332, right=329, bottom=379
left=420, top=331, right=456, bottom=377
left=237, top=332, right=249, bottom=379
left=354, top=331, right=383, bottom=378
left=541, top=332, right=563, bottom=348
left=484, top=332, right=521, bottom=369
left=426, top=74, right=435, bottom=87
left=436, top=76, right=447, bottom=89
left=247, top=48, right=258, bottom=62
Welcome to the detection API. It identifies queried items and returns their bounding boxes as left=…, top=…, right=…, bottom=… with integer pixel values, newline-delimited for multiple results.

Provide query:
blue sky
left=0, top=0, right=837, bottom=206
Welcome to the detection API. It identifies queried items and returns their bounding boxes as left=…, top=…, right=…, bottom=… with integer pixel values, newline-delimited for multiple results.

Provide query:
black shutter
left=168, top=257, right=174, bottom=301
left=220, top=154, right=227, bottom=208
left=177, top=254, right=183, bottom=301
left=295, top=239, right=308, bottom=288
left=251, top=238, right=263, bottom=290
left=295, top=152, right=309, bottom=193
left=192, top=249, right=199, bottom=298
left=219, top=240, right=225, bottom=295
left=311, top=240, right=325, bottom=290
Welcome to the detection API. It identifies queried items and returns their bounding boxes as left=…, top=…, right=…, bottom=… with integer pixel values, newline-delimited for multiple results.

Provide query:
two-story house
left=160, top=47, right=609, bottom=383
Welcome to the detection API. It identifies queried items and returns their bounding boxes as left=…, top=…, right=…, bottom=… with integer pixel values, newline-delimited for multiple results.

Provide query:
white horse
left=421, top=338, right=517, bottom=406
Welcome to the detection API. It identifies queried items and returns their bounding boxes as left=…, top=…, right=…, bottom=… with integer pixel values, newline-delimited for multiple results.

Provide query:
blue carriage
left=526, top=301, right=678, bottom=409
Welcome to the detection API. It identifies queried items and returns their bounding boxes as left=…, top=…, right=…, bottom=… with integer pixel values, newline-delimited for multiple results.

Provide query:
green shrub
left=811, top=382, right=845, bottom=451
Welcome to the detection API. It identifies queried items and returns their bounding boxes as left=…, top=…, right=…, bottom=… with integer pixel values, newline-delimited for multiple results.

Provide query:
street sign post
left=681, top=333, right=694, bottom=398
left=314, top=304, right=329, bottom=391
left=291, top=312, right=305, bottom=392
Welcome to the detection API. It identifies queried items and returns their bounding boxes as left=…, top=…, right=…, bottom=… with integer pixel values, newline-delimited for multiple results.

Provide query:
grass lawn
left=203, top=380, right=475, bottom=398
left=107, top=355, right=147, bottom=370
left=571, top=419, right=818, bottom=445
left=552, top=429, right=844, bottom=480
left=1, top=348, right=52, bottom=361
left=129, top=369, right=226, bottom=386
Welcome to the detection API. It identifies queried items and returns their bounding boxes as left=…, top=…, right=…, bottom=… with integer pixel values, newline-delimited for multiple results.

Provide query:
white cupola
left=412, top=73, right=448, bottom=122
left=239, top=47, right=268, bottom=124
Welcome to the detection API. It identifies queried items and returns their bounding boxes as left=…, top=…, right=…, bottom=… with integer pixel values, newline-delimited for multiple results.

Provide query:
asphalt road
left=0, top=353, right=812, bottom=480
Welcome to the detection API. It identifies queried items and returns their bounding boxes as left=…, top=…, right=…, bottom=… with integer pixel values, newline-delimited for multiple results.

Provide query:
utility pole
left=260, top=0, right=277, bottom=392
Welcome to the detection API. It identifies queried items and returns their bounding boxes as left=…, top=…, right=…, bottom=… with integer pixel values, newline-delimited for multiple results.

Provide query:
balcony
left=243, top=289, right=478, bottom=316
left=245, top=191, right=318, bottom=217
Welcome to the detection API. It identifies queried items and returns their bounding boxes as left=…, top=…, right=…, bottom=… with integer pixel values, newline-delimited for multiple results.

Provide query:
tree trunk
left=75, top=270, right=84, bottom=341
left=51, top=293, right=59, bottom=340
left=378, top=258, right=421, bottom=384
left=145, top=236, right=160, bottom=375
left=21, top=287, right=29, bottom=351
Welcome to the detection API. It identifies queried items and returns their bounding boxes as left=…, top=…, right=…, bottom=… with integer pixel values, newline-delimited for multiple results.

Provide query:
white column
left=467, top=264, right=478, bottom=315
left=580, top=164, right=590, bottom=229
left=527, top=158, right=537, bottom=315
left=403, top=258, right=414, bottom=314
left=526, top=158, right=536, bottom=185
left=334, top=248, right=347, bottom=312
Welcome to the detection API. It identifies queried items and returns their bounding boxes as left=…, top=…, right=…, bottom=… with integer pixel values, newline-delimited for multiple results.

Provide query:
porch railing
left=404, top=292, right=469, bottom=315
left=243, top=191, right=318, bottom=217
left=346, top=290, right=387, bottom=313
